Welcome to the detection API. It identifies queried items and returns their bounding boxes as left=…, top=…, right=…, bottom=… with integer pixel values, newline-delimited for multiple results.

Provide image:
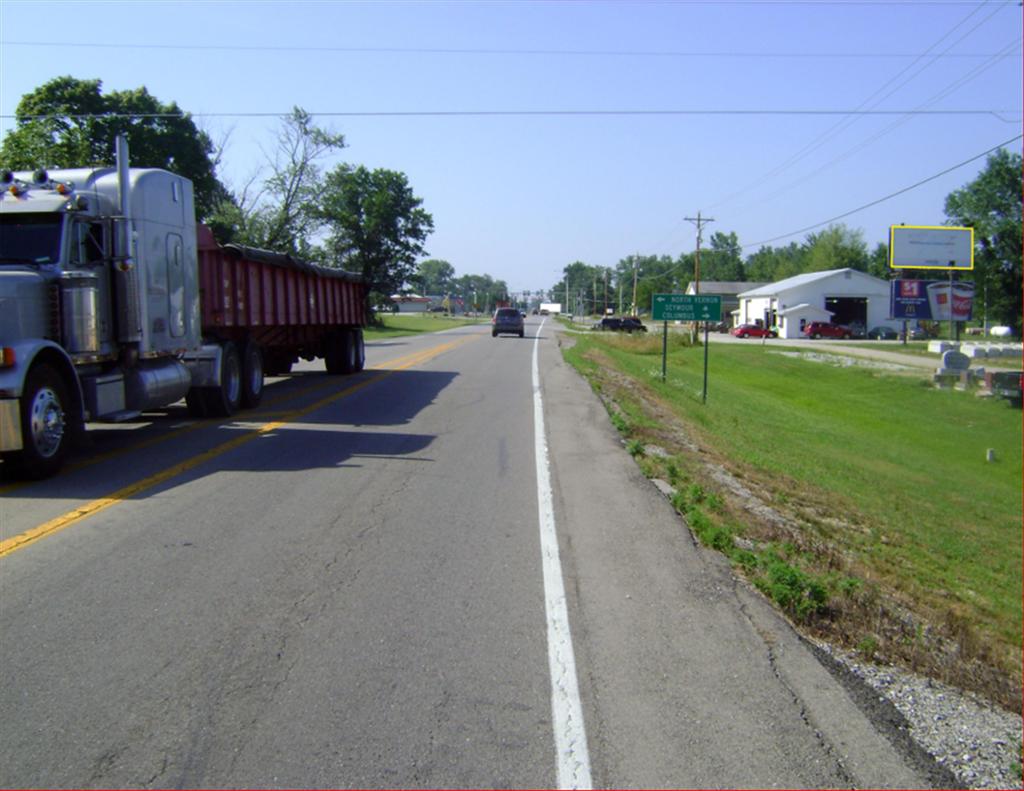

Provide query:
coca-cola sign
left=890, top=279, right=974, bottom=320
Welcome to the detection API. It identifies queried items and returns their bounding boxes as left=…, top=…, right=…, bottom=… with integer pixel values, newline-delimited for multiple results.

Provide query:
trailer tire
left=325, top=329, right=354, bottom=375
left=241, top=339, right=264, bottom=408
left=352, top=329, right=365, bottom=372
left=4, top=363, right=70, bottom=479
left=203, top=341, right=243, bottom=417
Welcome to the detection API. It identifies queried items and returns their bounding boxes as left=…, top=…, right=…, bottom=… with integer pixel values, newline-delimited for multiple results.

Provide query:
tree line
left=3, top=77, right=1019, bottom=331
left=550, top=150, right=1020, bottom=334
left=0, top=77, right=470, bottom=315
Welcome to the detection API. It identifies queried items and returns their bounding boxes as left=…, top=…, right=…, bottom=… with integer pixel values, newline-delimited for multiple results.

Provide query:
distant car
left=867, top=326, right=898, bottom=340
left=900, top=326, right=928, bottom=341
left=731, top=324, right=776, bottom=339
left=593, top=317, right=622, bottom=331
left=803, top=321, right=852, bottom=339
left=848, top=322, right=867, bottom=339
left=492, top=307, right=525, bottom=338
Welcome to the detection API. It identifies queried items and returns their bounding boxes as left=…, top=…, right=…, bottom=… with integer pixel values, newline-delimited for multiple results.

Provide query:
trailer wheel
left=203, top=341, right=243, bottom=417
left=325, top=329, right=354, bottom=375
left=240, top=339, right=264, bottom=408
left=5, top=363, right=70, bottom=479
left=352, top=329, right=365, bottom=372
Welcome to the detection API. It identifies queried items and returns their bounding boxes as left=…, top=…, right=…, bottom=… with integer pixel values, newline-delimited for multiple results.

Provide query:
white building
left=736, top=269, right=900, bottom=339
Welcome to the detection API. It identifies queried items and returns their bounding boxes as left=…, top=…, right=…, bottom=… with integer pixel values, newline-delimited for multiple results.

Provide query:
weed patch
left=562, top=331, right=1023, bottom=709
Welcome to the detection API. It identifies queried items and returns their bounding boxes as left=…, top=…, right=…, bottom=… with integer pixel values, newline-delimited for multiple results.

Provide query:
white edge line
left=533, top=318, right=593, bottom=790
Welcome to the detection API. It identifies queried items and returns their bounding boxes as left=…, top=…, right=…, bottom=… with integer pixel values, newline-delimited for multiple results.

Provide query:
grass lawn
left=364, top=313, right=486, bottom=339
left=564, top=331, right=1022, bottom=706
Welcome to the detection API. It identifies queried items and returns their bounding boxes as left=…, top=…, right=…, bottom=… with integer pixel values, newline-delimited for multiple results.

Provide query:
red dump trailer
left=0, top=138, right=370, bottom=478
left=186, top=224, right=369, bottom=416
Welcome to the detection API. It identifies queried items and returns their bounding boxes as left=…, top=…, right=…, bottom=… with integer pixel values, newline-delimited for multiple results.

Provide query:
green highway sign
left=651, top=293, right=722, bottom=322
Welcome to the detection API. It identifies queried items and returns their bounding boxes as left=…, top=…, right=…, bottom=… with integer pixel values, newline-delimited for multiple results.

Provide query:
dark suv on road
left=492, top=307, right=525, bottom=337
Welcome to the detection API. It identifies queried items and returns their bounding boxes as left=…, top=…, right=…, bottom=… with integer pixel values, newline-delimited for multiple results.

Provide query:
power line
left=2, top=109, right=1016, bottom=122
left=741, top=134, right=1022, bottom=249
left=705, top=0, right=1015, bottom=211
left=0, top=39, right=1015, bottom=59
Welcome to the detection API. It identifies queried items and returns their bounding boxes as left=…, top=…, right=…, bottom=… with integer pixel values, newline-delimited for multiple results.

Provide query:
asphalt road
left=0, top=318, right=931, bottom=788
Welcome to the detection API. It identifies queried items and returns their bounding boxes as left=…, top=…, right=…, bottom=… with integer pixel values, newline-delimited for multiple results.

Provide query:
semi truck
left=0, top=137, right=368, bottom=479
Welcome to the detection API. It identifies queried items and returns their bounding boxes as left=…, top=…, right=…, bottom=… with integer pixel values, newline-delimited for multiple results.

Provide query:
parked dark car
left=593, top=316, right=647, bottom=333
left=731, top=323, right=777, bottom=339
left=867, top=326, right=898, bottom=340
left=492, top=307, right=525, bottom=337
left=803, top=321, right=852, bottom=339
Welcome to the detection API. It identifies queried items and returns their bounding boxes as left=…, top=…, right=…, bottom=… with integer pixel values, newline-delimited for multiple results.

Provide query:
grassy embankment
left=563, top=329, right=1022, bottom=709
left=363, top=313, right=486, bottom=339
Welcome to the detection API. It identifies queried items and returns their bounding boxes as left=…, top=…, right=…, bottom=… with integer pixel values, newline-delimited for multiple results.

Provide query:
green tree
left=209, top=108, right=345, bottom=255
left=867, top=242, right=891, bottom=280
left=0, top=76, right=228, bottom=218
left=314, top=164, right=434, bottom=313
left=944, top=149, right=1023, bottom=334
left=802, top=224, right=869, bottom=273
left=412, top=259, right=456, bottom=295
left=684, top=230, right=745, bottom=285
left=452, top=274, right=507, bottom=312
left=743, top=242, right=806, bottom=282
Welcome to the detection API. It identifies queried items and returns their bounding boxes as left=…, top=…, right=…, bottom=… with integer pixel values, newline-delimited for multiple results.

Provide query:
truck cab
left=0, top=160, right=200, bottom=477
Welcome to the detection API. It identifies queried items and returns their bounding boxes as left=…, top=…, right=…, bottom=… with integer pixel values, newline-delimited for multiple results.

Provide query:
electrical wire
left=741, top=134, right=1022, bottom=249
left=705, top=0, right=1014, bottom=211
left=0, top=39, right=1013, bottom=59
left=729, top=39, right=1021, bottom=213
left=1, top=109, right=1014, bottom=122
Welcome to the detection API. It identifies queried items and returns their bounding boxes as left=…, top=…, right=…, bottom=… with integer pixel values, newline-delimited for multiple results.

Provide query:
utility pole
left=685, top=211, right=715, bottom=295
left=631, top=253, right=640, bottom=316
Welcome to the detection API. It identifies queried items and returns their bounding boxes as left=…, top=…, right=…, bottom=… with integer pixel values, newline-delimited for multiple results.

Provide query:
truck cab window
left=0, top=214, right=63, bottom=265
left=71, top=221, right=106, bottom=266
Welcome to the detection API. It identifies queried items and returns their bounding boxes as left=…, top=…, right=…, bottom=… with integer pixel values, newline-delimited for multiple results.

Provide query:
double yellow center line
left=0, top=337, right=475, bottom=558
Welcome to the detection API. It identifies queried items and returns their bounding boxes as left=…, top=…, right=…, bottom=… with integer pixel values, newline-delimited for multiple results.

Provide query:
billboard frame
left=889, top=225, right=974, bottom=271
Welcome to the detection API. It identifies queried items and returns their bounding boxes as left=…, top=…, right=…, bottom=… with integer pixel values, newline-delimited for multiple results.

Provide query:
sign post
left=889, top=225, right=975, bottom=342
left=651, top=294, right=722, bottom=402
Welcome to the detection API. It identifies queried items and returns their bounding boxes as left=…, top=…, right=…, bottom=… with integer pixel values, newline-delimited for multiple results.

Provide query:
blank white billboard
left=889, top=225, right=974, bottom=270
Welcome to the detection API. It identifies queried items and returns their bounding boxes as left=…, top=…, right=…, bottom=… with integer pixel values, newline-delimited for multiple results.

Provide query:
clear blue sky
left=1, top=0, right=1020, bottom=295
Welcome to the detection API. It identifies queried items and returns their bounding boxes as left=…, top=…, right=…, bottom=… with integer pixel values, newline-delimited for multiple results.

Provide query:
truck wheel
left=6, top=364, right=70, bottom=479
left=352, top=330, right=365, bottom=372
left=326, top=329, right=354, bottom=375
left=205, top=341, right=243, bottom=417
left=241, top=339, right=264, bottom=408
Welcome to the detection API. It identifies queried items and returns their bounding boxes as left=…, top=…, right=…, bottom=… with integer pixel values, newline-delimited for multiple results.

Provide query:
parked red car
left=731, top=324, right=777, bottom=339
left=803, top=321, right=852, bottom=339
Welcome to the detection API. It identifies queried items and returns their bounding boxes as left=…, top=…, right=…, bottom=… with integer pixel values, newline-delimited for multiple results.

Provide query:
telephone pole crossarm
left=685, top=211, right=715, bottom=295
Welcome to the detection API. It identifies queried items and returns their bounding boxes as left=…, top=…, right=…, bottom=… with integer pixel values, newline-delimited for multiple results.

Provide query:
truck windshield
left=0, top=214, right=63, bottom=265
